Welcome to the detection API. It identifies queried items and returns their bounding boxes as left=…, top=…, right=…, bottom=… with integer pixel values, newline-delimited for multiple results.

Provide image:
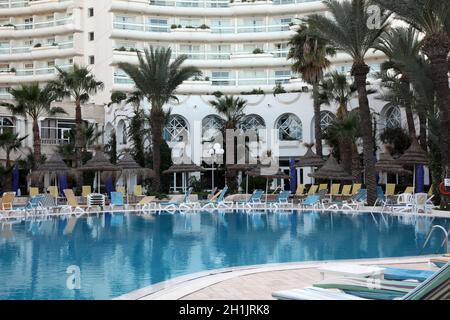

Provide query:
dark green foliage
left=379, top=127, right=411, bottom=156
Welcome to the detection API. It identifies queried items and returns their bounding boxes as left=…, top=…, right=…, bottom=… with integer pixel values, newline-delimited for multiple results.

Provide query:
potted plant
left=171, top=24, right=177, bottom=29
left=33, top=43, right=42, bottom=48
left=252, top=48, right=264, bottom=54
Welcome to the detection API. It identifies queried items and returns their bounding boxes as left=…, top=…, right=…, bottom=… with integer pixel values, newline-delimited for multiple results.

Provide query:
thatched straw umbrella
left=309, top=155, right=353, bottom=200
left=163, top=163, right=206, bottom=193
left=78, top=150, right=120, bottom=193
left=396, top=139, right=428, bottom=193
left=375, top=152, right=412, bottom=193
left=295, top=144, right=324, bottom=184
left=32, top=153, right=73, bottom=196
left=228, top=163, right=258, bottom=195
left=117, top=153, right=155, bottom=202
left=247, top=167, right=290, bottom=202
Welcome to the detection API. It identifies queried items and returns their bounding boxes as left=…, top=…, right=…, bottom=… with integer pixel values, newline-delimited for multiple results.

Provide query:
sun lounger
left=351, top=183, right=362, bottom=195
left=383, top=267, right=434, bottom=282
left=299, top=194, right=321, bottom=209
left=62, top=189, right=87, bottom=215
left=403, top=186, right=414, bottom=194
left=47, top=186, right=59, bottom=198
left=134, top=196, right=157, bottom=212
left=339, top=189, right=367, bottom=210
left=430, top=255, right=450, bottom=268
left=0, top=192, right=15, bottom=210
left=82, top=186, right=92, bottom=198
left=295, top=184, right=305, bottom=196
left=341, top=185, right=352, bottom=197
left=270, top=191, right=293, bottom=210
left=202, top=186, right=233, bottom=210
left=29, top=187, right=39, bottom=197
left=110, top=191, right=125, bottom=210
left=319, top=184, right=328, bottom=193
left=134, top=185, right=143, bottom=197
left=159, top=187, right=199, bottom=213
left=116, top=186, right=126, bottom=194
left=385, top=184, right=396, bottom=197
left=235, top=190, right=265, bottom=210
left=307, top=185, right=318, bottom=195
left=273, top=262, right=449, bottom=300
left=87, top=193, right=106, bottom=208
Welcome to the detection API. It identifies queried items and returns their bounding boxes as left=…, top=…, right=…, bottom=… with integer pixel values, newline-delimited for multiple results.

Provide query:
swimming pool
left=0, top=211, right=448, bottom=300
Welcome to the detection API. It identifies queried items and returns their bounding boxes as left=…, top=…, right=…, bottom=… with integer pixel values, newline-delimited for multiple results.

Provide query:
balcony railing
left=0, top=0, right=71, bottom=9
left=0, top=42, right=74, bottom=55
left=12, top=17, right=74, bottom=30
left=13, top=64, right=72, bottom=76
left=147, top=0, right=318, bottom=7
left=40, top=126, right=71, bottom=145
left=113, top=21, right=291, bottom=34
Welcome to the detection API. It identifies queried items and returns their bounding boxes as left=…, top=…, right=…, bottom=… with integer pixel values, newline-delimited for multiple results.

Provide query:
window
left=320, top=111, right=336, bottom=131
left=89, top=55, right=95, bottom=65
left=88, top=32, right=94, bottom=41
left=202, top=115, right=225, bottom=139
left=276, top=114, right=303, bottom=141
left=385, top=106, right=401, bottom=129
left=88, top=8, right=94, bottom=17
left=240, top=115, right=266, bottom=132
left=274, top=70, right=291, bottom=84
left=0, top=117, right=15, bottom=134
left=164, top=115, right=189, bottom=142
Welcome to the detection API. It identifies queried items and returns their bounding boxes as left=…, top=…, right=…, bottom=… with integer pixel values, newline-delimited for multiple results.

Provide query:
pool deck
left=115, top=255, right=441, bottom=300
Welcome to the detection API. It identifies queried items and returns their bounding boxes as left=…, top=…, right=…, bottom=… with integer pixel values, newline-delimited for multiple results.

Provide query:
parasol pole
left=265, top=177, right=269, bottom=202
left=246, top=173, right=249, bottom=201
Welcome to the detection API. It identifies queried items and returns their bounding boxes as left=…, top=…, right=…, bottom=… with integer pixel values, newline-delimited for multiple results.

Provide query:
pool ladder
left=422, top=225, right=449, bottom=254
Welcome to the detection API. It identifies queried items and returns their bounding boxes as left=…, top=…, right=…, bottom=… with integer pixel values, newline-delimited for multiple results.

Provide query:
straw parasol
left=78, top=150, right=120, bottom=193
left=396, top=139, right=428, bottom=192
left=295, top=144, right=325, bottom=184
left=163, top=163, right=206, bottom=193
left=375, top=152, right=412, bottom=193
left=117, top=153, right=155, bottom=202
left=309, top=155, right=353, bottom=200
left=32, top=153, right=73, bottom=195
left=247, top=167, right=290, bottom=201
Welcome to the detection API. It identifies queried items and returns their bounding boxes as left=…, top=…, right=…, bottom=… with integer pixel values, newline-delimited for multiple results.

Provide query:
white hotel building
left=0, top=0, right=425, bottom=191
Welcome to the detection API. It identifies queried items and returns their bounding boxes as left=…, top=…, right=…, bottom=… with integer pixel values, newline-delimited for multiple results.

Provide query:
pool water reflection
left=0, top=211, right=448, bottom=300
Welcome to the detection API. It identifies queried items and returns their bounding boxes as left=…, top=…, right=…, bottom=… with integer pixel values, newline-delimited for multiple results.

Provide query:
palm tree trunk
left=5, top=150, right=11, bottom=191
left=422, top=33, right=450, bottom=172
left=32, top=119, right=41, bottom=160
left=339, top=138, right=352, bottom=174
left=74, top=99, right=83, bottom=168
left=352, top=62, right=377, bottom=205
left=418, top=111, right=427, bottom=149
left=312, top=83, right=323, bottom=157
left=151, top=107, right=165, bottom=191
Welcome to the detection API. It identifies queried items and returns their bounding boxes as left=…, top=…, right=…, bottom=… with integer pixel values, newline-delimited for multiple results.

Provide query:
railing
left=0, top=0, right=71, bottom=9
left=113, top=21, right=291, bottom=34
left=12, top=17, right=73, bottom=30
left=0, top=41, right=74, bottom=55
left=14, top=64, right=72, bottom=76
left=422, top=225, right=449, bottom=254
left=147, top=0, right=319, bottom=7
left=40, top=126, right=71, bottom=145
left=115, top=74, right=291, bottom=86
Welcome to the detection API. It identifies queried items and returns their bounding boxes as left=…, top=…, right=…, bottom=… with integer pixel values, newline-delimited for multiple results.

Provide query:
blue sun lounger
left=202, top=186, right=233, bottom=210
left=299, top=194, right=321, bottom=209
left=235, top=190, right=264, bottom=210
left=383, top=267, right=435, bottom=282
left=270, top=191, right=293, bottom=210
left=159, top=187, right=199, bottom=212
left=110, top=191, right=125, bottom=210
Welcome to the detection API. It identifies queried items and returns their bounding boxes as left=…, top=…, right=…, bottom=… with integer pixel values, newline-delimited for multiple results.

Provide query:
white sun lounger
left=272, top=287, right=367, bottom=300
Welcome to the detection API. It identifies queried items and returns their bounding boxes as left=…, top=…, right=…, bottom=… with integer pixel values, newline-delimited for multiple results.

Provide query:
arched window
left=320, top=111, right=336, bottom=131
left=117, top=119, right=127, bottom=145
left=164, top=115, right=189, bottom=142
left=276, top=113, right=302, bottom=141
left=0, top=116, right=15, bottom=134
left=202, top=115, right=225, bottom=139
left=385, top=106, right=401, bottom=129
left=240, top=114, right=266, bottom=132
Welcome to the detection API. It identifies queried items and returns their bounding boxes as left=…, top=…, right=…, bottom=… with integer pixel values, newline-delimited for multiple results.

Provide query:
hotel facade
left=0, top=0, right=427, bottom=191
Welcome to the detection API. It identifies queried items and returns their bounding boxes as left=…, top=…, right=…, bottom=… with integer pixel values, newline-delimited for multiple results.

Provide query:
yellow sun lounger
left=341, top=185, right=352, bottom=197
left=403, top=186, right=414, bottom=194
left=352, top=183, right=362, bottom=195
left=319, top=184, right=328, bottom=192
left=82, top=186, right=92, bottom=198
left=29, top=187, right=39, bottom=197
left=385, top=184, right=396, bottom=196
left=296, top=184, right=306, bottom=196
left=308, top=185, right=318, bottom=195
left=48, top=186, right=59, bottom=198
left=134, top=185, right=143, bottom=197
left=330, top=184, right=340, bottom=196
left=116, top=186, right=126, bottom=194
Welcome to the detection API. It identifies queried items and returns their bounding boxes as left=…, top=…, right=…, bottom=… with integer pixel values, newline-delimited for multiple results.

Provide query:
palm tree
left=209, top=95, right=247, bottom=191
left=0, top=131, right=27, bottom=191
left=50, top=64, right=104, bottom=168
left=118, top=47, right=201, bottom=190
left=319, top=71, right=356, bottom=173
left=374, top=0, right=450, bottom=171
left=288, top=23, right=336, bottom=157
left=306, top=0, right=390, bottom=205
left=373, top=27, right=422, bottom=140
left=0, top=83, right=66, bottom=160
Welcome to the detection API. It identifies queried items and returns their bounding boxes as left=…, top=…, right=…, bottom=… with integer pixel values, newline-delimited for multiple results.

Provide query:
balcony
left=0, top=0, right=73, bottom=16
left=0, top=16, right=80, bottom=39
left=0, top=64, right=72, bottom=83
left=0, top=42, right=76, bottom=62
left=40, top=126, right=71, bottom=145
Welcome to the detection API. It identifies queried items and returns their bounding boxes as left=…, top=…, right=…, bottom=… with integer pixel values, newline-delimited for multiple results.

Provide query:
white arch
left=275, top=113, right=303, bottom=141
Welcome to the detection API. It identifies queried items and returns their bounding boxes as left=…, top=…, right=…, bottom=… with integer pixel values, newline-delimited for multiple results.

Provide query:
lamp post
left=208, top=143, right=224, bottom=191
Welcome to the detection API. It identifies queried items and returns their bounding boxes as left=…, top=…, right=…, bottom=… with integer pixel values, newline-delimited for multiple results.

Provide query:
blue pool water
left=0, top=211, right=448, bottom=300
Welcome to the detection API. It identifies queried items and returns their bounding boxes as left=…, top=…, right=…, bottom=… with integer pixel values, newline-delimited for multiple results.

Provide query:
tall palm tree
left=288, top=23, right=336, bottom=157
left=374, top=0, right=450, bottom=171
left=373, top=27, right=422, bottom=140
left=320, top=71, right=356, bottom=173
left=50, top=64, right=104, bottom=168
left=209, top=95, right=247, bottom=191
left=118, top=47, right=201, bottom=190
left=0, top=83, right=66, bottom=160
left=0, top=131, right=27, bottom=191
left=306, top=0, right=390, bottom=205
